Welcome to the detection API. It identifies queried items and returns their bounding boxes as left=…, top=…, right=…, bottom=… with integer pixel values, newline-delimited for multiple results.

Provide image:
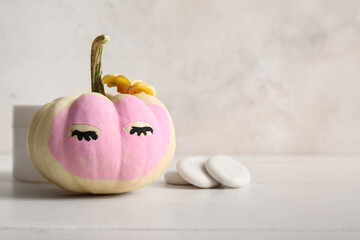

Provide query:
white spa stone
left=164, top=170, right=190, bottom=185
left=205, top=155, right=251, bottom=188
left=176, top=156, right=220, bottom=188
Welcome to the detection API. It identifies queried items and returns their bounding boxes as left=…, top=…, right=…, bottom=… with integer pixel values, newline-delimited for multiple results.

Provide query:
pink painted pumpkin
left=27, top=35, right=175, bottom=194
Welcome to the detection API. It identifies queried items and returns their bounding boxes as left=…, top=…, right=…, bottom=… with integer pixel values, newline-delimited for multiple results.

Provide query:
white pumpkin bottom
left=27, top=92, right=176, bottom=194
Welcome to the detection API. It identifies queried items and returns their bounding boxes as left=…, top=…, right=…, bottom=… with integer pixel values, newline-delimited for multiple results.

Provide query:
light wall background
left=1, top=0, right=360, bottom=155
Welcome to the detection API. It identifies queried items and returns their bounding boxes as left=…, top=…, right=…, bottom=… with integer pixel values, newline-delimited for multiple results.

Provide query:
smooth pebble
left=164, top=170, right=190, bottom=185
left=177, top=156, right=220, bottom=188
left=205, top=155, right=251, bottom=188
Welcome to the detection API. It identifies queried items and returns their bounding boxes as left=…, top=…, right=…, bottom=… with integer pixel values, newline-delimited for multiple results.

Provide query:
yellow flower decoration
left=102, top=74, right=156, bottom=96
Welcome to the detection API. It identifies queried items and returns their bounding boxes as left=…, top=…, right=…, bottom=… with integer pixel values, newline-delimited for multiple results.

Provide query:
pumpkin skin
left=27, top=92, right=175, bottom=194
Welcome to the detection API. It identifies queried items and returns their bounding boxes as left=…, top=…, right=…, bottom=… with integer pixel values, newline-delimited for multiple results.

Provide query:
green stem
left=91, top=35, right=110, bottom=95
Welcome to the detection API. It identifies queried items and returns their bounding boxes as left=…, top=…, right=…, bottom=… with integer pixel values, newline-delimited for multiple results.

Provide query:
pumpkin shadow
left=11, top=180, right=133, bottom=199
left=0, top=170, right=12, bottom=181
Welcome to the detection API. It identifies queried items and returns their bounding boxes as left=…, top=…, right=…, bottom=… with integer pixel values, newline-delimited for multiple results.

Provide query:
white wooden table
left=1, top=155, right=360, bottom=239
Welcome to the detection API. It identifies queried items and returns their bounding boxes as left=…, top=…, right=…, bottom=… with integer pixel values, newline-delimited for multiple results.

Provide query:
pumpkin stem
left=91, top=35, right=110, bottom=95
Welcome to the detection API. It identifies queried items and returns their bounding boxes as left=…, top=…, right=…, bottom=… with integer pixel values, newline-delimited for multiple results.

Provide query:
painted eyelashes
left=71, top=130, right=98, bottom=141
left=68, top=124, right=101, bottom=141
left=125, top=121, right=154, bottom=137
left=68, top=121, right=154, bottom=141
left=130, top=126, right=153, bottom=136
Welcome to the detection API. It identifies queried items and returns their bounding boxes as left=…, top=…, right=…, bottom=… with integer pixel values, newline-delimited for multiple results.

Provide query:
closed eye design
left=71, top=130, right=98, bottom=141
left=125, top=121, right=154, bottom=137
left=130, top=126, right=154, bottom=136
left=68, top=124, right=101, bottom=142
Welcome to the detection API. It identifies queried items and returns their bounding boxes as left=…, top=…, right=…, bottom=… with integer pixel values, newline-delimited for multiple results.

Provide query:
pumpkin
left=27, top=35, right=176, bottom=194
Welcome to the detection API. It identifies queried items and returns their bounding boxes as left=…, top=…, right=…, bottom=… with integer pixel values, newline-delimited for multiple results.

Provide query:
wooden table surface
left=1, top=155, right=360, bottom=240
